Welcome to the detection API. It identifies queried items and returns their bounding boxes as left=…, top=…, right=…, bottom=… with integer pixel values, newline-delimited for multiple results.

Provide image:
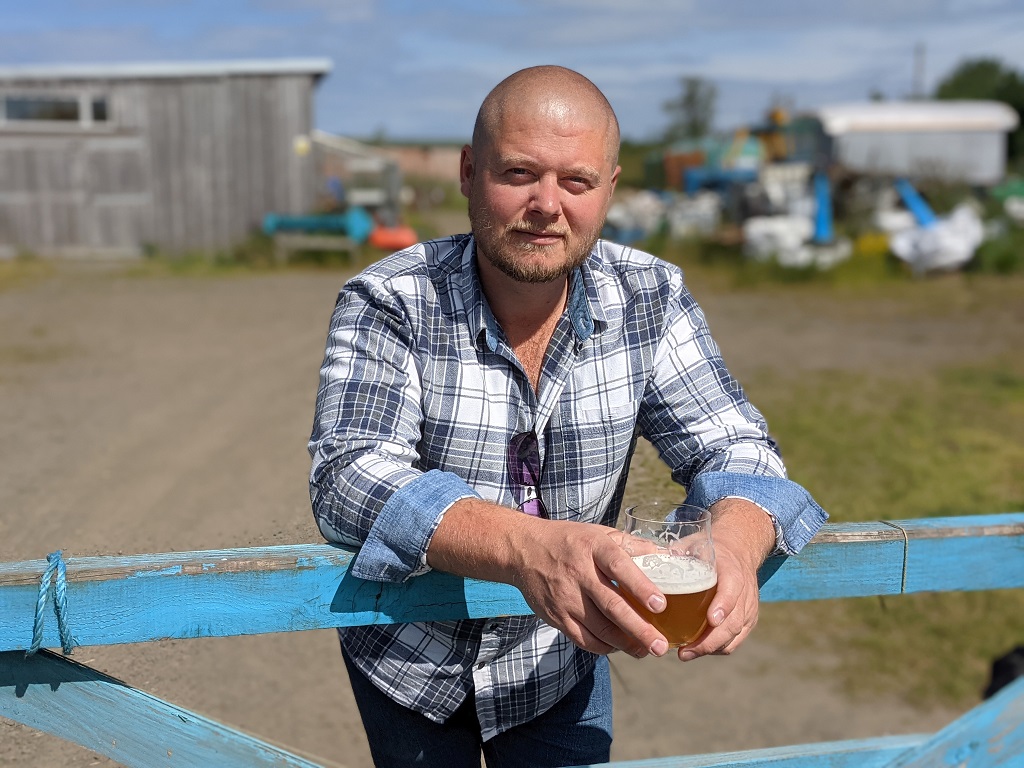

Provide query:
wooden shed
left=0, top=58, right=331, bottom=258
left=813, top=101, right=1020, bottom=185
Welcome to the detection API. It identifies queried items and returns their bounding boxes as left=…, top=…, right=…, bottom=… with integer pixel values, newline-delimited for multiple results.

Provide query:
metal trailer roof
left=815, top=100, right=1019, bottom=136
left=0, top=58, right=333, bottom=82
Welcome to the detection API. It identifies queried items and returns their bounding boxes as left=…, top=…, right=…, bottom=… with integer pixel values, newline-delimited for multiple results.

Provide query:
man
left=309, top=65, right=826, bottom=767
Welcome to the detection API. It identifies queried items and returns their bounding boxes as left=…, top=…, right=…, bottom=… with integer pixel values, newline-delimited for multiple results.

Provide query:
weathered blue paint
left=0, top=649, right=323, bottom=767
left=758, top=539, right=905, bottom=601
left=905, top=536, right=1024, bottom=594
left=130, top=564, right=183, bottom=578
left=0, top=549, right=533, bottom=651
left=0, top=514, right=1021, bottom=768
left=1, top=516, right=1021, bottom=652
left=574, top=734, right=927, bottom=767
left=885, top=676, right=1024, bottom=767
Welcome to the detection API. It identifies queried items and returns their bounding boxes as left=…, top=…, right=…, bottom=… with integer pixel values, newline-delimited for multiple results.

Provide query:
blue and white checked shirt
left=309, top=235, right=827, bottom=740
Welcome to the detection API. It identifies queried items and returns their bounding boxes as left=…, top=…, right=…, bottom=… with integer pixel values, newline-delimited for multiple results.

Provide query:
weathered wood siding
left=0, top=70, right=319, bottom=256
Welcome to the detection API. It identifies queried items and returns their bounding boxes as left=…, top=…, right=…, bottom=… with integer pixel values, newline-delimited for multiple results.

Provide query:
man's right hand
left=426, top=499, right=670, bottom=658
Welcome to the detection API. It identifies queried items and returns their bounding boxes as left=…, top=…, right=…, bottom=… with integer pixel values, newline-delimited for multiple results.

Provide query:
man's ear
left=459, top=145, right=474, bottom=199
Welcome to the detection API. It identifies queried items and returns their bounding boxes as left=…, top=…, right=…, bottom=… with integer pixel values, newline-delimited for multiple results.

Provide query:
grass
left=0, top=254, right=56, bottom=292
left=749, top=360, right=1024, bottom=708
left=121, top=232, right=394, bottom=278
left=752, top=363, right=1024, bottom=522
left=626, top=353, right=1024, bottom=708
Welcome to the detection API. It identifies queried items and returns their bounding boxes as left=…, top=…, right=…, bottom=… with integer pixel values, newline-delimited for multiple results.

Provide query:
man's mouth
left=510, top=227, right=567, bottom=241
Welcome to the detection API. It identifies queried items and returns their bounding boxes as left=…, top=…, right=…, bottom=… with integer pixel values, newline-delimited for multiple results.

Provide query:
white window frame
left=0, top=91, right=114, bottom=132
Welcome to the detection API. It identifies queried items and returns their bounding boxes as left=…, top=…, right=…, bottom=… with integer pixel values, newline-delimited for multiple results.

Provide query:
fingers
left=515, top=525, right=669, bottom=657
left=677, top=608, right=757, bottom=661
left=592, top=541, right=671, bottom=656
left=561, top=617, right=618, bottom=656
left=675, top=544, right=759, bottom=662
left=561, top=596, right=651, bottom=658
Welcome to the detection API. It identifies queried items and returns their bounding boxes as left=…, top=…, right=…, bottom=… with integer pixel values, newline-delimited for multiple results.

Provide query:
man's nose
left=528, top=175, right=561, bottom=217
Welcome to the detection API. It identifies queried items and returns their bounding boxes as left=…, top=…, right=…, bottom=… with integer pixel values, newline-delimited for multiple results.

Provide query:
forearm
left=426, top=497, right=536, bottom=584
left=309, top=278, right=436, bottom=570
left=708, top=497, right=776, bottom=570
left=428, top=499, right=673, bottom=659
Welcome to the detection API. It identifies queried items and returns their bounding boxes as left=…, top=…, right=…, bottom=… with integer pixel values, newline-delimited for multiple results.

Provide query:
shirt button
left=486, top=622, right=500, bottom=632
left=475, top=662, right=486, bottom=670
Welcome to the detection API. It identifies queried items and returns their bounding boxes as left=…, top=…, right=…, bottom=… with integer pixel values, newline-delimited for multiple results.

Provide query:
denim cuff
left=684, top=470, right=828, bottom=555
left=351, top=469, right=481, bottom=582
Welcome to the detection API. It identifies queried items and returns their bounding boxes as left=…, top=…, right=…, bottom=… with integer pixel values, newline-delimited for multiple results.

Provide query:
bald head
left=472, top=65, right=620, bottom=167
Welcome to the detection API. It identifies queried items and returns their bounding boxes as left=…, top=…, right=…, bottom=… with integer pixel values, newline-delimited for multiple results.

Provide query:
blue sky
left=3, top=0, right=1024, bottom=142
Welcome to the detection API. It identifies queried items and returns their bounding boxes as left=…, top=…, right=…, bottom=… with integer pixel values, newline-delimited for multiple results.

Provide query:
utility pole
left=913, top=42, right=927, bottom=99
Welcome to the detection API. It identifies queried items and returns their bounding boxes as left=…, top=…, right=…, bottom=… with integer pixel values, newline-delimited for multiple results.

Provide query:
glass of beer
left=619, top=502, right=717, bottom=648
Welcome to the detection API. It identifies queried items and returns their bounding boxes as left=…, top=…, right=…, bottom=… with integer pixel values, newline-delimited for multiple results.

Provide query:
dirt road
left=3, top=247, right=1018, bottom=765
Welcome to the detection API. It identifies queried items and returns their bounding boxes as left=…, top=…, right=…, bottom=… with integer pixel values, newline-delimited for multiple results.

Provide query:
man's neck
left=476, top=252, right=569, bottom=394
left=476, top=252, right=568, bottom=339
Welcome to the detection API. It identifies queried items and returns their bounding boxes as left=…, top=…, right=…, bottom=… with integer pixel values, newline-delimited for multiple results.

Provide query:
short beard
left=468, top=199, right=600, bottom=284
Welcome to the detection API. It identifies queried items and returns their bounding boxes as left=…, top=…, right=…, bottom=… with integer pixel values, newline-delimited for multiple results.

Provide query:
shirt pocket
left=553, top=395, right=639, bottom=517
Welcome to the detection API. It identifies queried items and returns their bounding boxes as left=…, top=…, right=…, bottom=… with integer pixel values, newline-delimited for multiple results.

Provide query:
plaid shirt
left=309, top=235, right=826, bottom=740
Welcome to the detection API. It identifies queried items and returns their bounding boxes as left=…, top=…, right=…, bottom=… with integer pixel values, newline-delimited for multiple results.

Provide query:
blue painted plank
left=758, top=540, right=905, bottom=601
left=0, top=649, right=324, bottom=767
left=885, top=676, right=1024, bottom=767
left=761, top=514, right=1024, bottom=601
left=0, top=546, right=532, bottom=651
left=1, top=515, right=1021, bottom=652
left=574, top=734, right=925, bottom=767
left=905, top=536, right=1024, bottom=594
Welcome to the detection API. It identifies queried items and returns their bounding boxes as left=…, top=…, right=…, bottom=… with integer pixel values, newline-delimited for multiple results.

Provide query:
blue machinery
left=811, top=174, right=939, bottom=245
left=262, top=207, right=375, bottom=245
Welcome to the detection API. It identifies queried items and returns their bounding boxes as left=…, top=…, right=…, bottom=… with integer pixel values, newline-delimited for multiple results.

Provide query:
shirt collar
left=461, top=236, right=603, bottom=352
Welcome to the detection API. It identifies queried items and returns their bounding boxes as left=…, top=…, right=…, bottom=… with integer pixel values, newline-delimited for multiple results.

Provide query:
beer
left=623, top=554, right=718, bottom=647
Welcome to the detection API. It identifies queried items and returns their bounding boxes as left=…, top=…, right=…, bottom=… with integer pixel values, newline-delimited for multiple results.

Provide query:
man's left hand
left=676, top=498, right=775, bottom=661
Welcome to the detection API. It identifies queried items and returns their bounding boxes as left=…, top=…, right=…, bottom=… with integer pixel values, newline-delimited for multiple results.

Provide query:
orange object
left=369, top=226, right=419, bottom=251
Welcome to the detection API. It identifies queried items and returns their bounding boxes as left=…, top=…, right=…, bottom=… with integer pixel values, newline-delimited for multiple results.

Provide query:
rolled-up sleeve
left=352, top=469, right=480, bottom=581
left=685, top=471, right=827, bottom=555
left=641, top=281, right=827, bottom=555
left=309, top=277, right=475, bottom=581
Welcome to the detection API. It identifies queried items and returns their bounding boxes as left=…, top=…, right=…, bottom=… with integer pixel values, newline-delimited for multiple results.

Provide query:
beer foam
left=631, top=555, right=717, bottom=594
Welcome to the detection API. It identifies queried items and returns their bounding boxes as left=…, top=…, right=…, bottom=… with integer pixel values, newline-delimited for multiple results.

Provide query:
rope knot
left=27, top=549, right=79, bottom=657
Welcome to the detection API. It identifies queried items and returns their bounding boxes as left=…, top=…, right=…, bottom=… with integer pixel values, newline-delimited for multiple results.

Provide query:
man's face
left=460, top=109, right=620, bottom=284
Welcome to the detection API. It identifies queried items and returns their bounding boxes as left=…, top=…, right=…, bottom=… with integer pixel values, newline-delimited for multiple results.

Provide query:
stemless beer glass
left=620, top=503, right=717, bottom=648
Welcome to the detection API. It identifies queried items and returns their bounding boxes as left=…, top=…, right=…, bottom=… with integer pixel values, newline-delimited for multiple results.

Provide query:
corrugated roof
left=0, top=58, right=332, bottom=82
left=815, top=100, right=1019, bottom=135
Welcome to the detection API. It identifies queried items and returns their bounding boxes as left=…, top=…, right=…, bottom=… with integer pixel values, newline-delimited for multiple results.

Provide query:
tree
left=934, top=57, right=1024, bottom=161
left=663, top=77, right=717, bottom=143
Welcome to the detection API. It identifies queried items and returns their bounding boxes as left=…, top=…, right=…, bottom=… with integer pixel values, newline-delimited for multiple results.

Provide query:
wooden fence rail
left=1, top=513, right=1022, bottom=767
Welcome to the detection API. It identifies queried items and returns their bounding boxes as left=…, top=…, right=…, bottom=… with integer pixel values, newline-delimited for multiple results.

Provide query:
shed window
left=5, top=96, right=80, bottom=122
left=91, top=97, right=109, bottom=122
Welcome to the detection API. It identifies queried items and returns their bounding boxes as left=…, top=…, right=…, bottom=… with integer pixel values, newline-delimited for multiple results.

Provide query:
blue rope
left=27, top=550, right=78, bottom=656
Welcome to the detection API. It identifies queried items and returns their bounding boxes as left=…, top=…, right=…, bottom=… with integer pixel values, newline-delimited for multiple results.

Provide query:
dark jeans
left=342, top=647, right=613, bottom=768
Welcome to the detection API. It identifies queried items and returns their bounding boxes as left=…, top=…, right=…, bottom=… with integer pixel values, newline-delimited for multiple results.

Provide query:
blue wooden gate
left=2, top=513, right=1022, bottom=767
